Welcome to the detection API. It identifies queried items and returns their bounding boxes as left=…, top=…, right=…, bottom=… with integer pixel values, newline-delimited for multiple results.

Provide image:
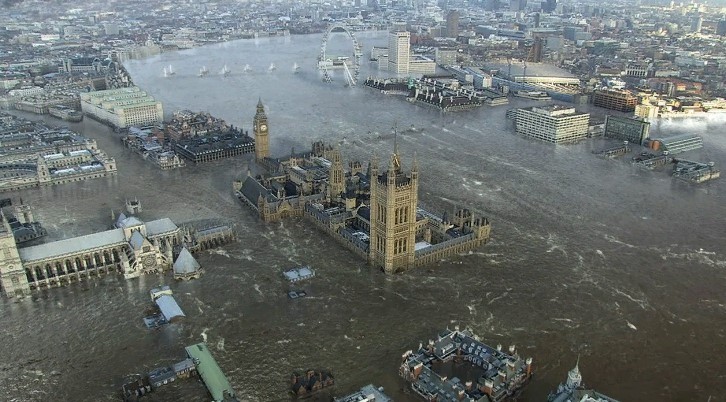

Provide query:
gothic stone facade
left=234, top=101, right=491, bottom=274
left=0, top=211, right=180, bottom=298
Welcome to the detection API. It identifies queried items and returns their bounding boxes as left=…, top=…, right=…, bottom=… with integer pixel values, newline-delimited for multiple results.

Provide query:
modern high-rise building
left=542, top=0, right=556, bottom=12
left=510, top=0, right=527, bottom=11
left=593, top=89, right=638, bottom=112
left=691, top=16, right=703, bottom=34
left=388, top=30, right=411, bottom=74
left=513, top=105, right=590, bottom=144
left=717, top=20, right=726, bottom=36
left=446, top=10, right=460, bottom=38
left=604, top=115, right=650, bottom=145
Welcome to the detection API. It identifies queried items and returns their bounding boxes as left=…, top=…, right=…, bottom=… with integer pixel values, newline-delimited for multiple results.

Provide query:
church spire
left=566, top=355, right=583, bottom=389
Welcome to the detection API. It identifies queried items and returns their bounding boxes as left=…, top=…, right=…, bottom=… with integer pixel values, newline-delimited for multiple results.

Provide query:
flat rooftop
left=484, top=61, right=576, bottom=79
left=526, top=105, right=589, bottom=117
left=185, top=342, right=236, bottom=402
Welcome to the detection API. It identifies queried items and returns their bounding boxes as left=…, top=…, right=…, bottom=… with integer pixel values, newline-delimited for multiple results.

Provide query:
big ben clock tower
left=253, top=99, right=270, bottom=161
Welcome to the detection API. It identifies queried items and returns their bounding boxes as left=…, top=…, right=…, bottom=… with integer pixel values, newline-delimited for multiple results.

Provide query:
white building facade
left=513, top=105, right=590, bottom=144
left=388, top=30, right=411, bottom=74
left=80, top=86, right=163, bottom=129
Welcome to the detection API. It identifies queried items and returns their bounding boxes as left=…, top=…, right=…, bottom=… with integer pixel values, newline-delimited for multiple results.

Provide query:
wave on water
left=546, top=233, right=568, bottom=256
left=659, top=247, right=726, bottom=268
left=603, top=234, right=637, bottom=249
left=209, top=248, right=231, bottom=258
left=611, top=287, right=650, bottom=310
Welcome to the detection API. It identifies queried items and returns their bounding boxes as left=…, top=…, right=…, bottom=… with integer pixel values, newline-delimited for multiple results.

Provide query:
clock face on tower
left=259, top=124, right=267, bottom=131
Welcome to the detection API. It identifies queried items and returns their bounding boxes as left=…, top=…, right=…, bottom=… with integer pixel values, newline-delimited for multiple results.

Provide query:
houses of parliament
left=235, top=100, right=492, bottom=273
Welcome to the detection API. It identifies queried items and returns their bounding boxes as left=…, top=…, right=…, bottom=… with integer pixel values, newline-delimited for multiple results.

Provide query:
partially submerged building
left=547, top=359, right=620, bottom=402
left=603, top=115, right=650, bottom=145
left=80, top=86, right=163, bottom=129
left=334, top=384, right=391, bottom=402
left=122, top=351, right=200, bottom=401
left=234, top=101, right=491, bottom=274
left=0, top=200, right=46, bottom=244
left=0, top=211, right=179, bottom=297
left=290, top=370, right=335, bottom=397
left=0, top=115, right=117, bottom=192
left=0, top=200, right=234, bottom=297
left=154, top=293, right=185, bottom=323
left=645, top=134, right=703, bottom=154
left=282, top=265, right=315, bottom=283
left=509, top=105, right=590, bottom=144
left=173, top=247, right=202, bottom=280
left=399, top=328, right=533, bottom=402
left=185, top=342, right=238, bottom=402
left=672, top=159, right=720, bottom=183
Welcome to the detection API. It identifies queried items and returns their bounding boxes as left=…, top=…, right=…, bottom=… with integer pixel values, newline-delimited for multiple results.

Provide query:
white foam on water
left=209, top=248, right=231, bottom=258
left=613, top=288, right=650, bottom=310
left=604, top=234, right=637, bottom=249
left=488, top=292, right=508, bottom=305
left=546, top=233, right=567, bottom=256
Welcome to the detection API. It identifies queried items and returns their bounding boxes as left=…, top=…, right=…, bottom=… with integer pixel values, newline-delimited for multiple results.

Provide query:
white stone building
left=0, top=211, right=180, bottom=297
left=513, top=105, right=590, bottom=144
left=388, top=30, right=411, bottom=74
left=80, top=86, right=163, bottom=129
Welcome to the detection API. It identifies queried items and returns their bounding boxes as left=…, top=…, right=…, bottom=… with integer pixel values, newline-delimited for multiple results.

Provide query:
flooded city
left=2, top=32, right=726, bottom=401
